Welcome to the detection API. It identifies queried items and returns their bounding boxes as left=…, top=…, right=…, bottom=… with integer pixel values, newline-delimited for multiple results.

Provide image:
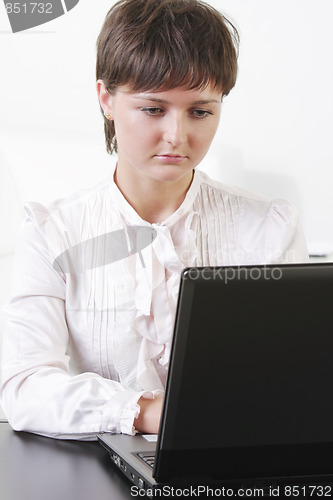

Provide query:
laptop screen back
left=155, top=264, right=333, bottom=483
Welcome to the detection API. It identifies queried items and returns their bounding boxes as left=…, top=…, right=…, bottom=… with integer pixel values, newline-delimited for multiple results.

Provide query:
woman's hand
left=134, top=395, right=164, bottom=434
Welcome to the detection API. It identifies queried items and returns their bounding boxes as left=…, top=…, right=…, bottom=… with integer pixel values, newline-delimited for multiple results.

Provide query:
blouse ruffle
left=0, top=166, right=309, bottom=439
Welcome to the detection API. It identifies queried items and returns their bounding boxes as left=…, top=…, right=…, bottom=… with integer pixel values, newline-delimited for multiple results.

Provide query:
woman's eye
left=141, top=107, right=163, bottom=116
left=192, top=109, right=212, bottom=119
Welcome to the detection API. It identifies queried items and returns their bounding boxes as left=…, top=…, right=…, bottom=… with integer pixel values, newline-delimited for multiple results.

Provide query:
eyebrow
left=132, top=95, right=220, bottom=105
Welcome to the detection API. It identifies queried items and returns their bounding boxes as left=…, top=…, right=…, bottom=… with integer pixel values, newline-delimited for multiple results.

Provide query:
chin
left=146, top=165, right=193, bottom=184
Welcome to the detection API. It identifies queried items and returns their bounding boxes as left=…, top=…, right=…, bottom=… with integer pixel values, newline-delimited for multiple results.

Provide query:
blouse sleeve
left=264, top=199, right=309, bottom=263
left=0, top=206, right=155, bottom=440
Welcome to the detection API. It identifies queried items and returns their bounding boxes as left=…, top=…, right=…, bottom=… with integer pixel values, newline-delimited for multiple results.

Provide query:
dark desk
left=0, top=421, right=133, bottom=500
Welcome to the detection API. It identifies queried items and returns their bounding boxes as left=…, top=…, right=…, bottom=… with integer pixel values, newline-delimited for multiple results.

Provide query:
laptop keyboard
left=138, top=452, right=155, bottom=468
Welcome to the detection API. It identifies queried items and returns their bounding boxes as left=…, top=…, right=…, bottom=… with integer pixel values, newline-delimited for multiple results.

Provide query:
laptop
left=98, top=263, right=333, bottom=495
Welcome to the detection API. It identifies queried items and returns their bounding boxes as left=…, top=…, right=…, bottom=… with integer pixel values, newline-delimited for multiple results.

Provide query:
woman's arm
left=135, top=395, right=163, bottom=434
left=0, top=293, right=158, bottom=440
left=264, top=199, right=309, bottom=264
left=0, top=206, right=160, bottom=440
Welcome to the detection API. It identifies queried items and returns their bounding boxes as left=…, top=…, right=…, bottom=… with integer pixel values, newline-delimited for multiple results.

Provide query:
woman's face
left=98, top=82, right=222, bottom=185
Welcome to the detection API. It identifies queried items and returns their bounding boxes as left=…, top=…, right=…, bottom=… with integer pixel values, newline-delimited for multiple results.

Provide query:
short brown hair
left=96, top=0, right=239, bottom=155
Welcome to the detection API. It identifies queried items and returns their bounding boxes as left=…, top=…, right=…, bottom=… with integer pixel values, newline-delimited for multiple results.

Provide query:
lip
left=154, top=154, right=188, bottom=164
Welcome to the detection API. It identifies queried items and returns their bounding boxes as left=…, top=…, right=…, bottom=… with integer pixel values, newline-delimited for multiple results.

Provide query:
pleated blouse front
left=0, top=167, right=309, bottom=439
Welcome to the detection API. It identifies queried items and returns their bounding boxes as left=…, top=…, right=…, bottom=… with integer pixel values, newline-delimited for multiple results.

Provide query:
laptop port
left=138, top=477, right=144, bottom=489
left=130, top=473, right=135, bottom=481
left=111, top=453, right=127, bottom=471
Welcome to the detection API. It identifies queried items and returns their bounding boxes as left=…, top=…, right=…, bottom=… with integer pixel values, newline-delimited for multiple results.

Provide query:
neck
left=114, top=165, right=194, bottom=224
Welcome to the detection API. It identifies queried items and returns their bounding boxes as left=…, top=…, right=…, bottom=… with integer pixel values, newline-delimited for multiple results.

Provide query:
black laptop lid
left=154, top=264, right=333, bottom=483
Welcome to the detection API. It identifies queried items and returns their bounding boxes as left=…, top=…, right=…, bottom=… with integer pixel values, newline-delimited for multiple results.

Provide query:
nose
left=162, top=112, right=187, bottom=147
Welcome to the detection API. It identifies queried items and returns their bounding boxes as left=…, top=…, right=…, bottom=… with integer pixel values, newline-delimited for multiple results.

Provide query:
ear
left=96, top=79, right=114, bottom=119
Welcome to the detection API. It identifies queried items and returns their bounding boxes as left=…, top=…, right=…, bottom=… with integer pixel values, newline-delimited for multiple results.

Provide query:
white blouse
left=0, top=168, right=309, bottom=440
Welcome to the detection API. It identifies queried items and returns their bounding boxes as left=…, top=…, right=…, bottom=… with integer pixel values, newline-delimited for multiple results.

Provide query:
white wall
left=1, top=0, right=333, bottom=417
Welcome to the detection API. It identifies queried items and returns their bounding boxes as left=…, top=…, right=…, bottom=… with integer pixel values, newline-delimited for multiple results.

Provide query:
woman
left=0, top=0, right=308, bottom=440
